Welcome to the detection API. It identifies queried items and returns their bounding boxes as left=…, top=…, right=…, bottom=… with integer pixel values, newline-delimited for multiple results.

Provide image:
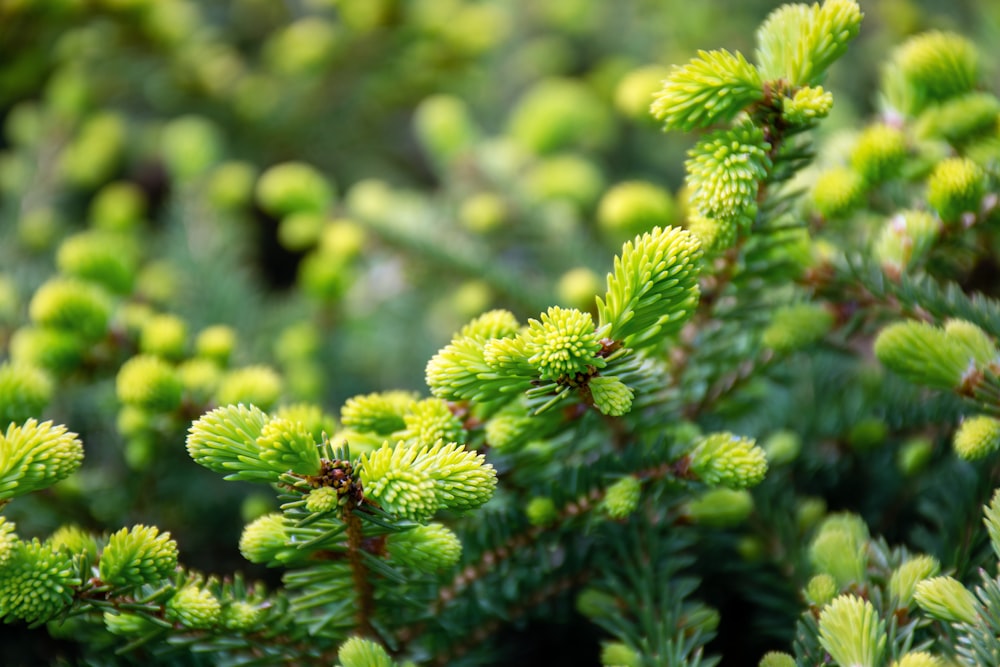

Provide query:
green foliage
left=0, top=538, right=79, bottom=626
left=651, top=49, right=764, bottom=131
left=689, top=432, right=768, bottom=489
left=597, top=225, right=702, bottom=347
left=818, top=595, right=886, bottom=667
left=0, top=420, right=83, bottom=501
left=8, top=0, right=1000, bottom=664
left=99, top=525, right=178, bottom=590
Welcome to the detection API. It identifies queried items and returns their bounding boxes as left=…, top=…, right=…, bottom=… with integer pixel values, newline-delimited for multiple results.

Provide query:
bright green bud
left=761, top=430, right=801, bottom=466
left=810, top=525, right=867, bottom=586
left=685, top=120, right=770, bottom=227
left=601, top=641, right=640, bottom=667
left=0, top=517, right=17, bottom=566
left=0, top=539, right=79, bottom=624
left=178, top=358, right=222, bottom=401
left=507, top=78, right=612, bottom=155
left=484, top=409, right=533, bottom=450
left=848, top=417, right=888, bottom=452
left=338, top=636, right=394, bottom=667
left=139, top=314, right=188, bottom=360
left=274, top=322, right=320, bottom=365
left=651, top=50, right=763, bottom=131
left=413, top=94, right=480, bottom=163
left=758, top=652, right=796, bottom=667
left=135, top=261, right=180, bottom=306
left=927, top=156, right=985, bottom=222
left=953, top=415, right=1000, bottom=460
left=614, top=65, right=671, bottom=120
left=0, top=419, right=83, bottom=501
left=797, top=497, right=828, bottom=533
left=0, top=363, right=52, bottom=426
left=89, top=181, right=146, bottom=232
left=239, top=513, right=294, bottom=565
left=305, top=486, right=339, bottom=514
left=690, top=433, right=767, bottom=489
left=222, top=600, right=263, bottom=631
left=56, top=231, right=137, bottom=293
left=850, top=124, right=907, bottom=183
left=166, top=585, right=221, bottom=629
left=683, top=488, right=754, bottom=526
left=820, top=513, right=870, bottom=542
left=59, top=112, right=126, bottom=188
left=812, top=166, right=866, bottom=219
left=104, top=610, right=157, bottom=635
left=458, top=310, right=521, bottom=343
left=400, top=398, right=465, bottom=445
left=459, top=192, right=507, bottom=234
left=256, top=418, right=321, bottom=476
left=914, top=92, right=1000, bottom=143
left=116, top=354, right=183, bottom=413
left=892, top=31, right=979, bottom=114
left=598, top=226, right=702, bottom=348
left=451, top=282, right=493, bottom=321
left=755, top=0, right=862, bottom=86
left=99, top=525, right=178, bottom=589
left=195, top=325, right=237, bottom=366
left=986, top=488, right=1000, bottom=563
left=874, top=320, right=974, bottom=391
left=418, top=440, right=497, bottom=512
left=207, top=161, right=257, bottom=210
left=341, top=391, right=418, bottom=436
left=805, top=573, right=838, bottom=607
left=782, top=85, right=834, bottom=124
left=888, top=554, right=940, bottom=608
left=29, top=278, right=110, bottom=343
left=556, top=268, right=602, bottom=312
left=526, top=497, right=558, bottom=526
left=263, top=17, right=337, bottom=75
left=386, top=523, right=461, bottom=573
left=874, top=210, right=941, bottom=275
left=298, top=248, right=350, bottom=302
left=8, top=326, right=84, bottom=375
left=762, top=303, right=833, bottom=352
left=48, top=525, right=98, bottom=561
left=685, top=210, right=738, bottom=256
left=944, top=319, right=997, bottom=366
left=601, top=476, right=642, bottom=521
left=819, top=595, right=886, bottom=667
left=526, top=307, right=604, bottom=382
left=576, top=588, right=619, bottom=620
left=161, top=115, right=222, bottom=181
left=186, top=404, right=273, bottom=482
left=359, top=442, right=439, bottom=522
left=216, top=366, right=283, bottom=411
left=914, top=576, right=978, bottom=624
left=589, top=376, right=634, bottom=417
left=278, top=211, right=326, bottom=251
left=16, top=206, right=60, bottom=251
left=597, top=181, right=676, bottom=244
left=427, top=334, right=532, bottom=404
left=897, top=436, right=934, bottom=476
left=482, top=335, right=536, bottom=379
left=272, top=403, right=337, bottom=443
left=894, top=652, right=944, bottom=667
left=522, top=153, right=605, bottom=210
left=256, top=162, right=335, bottom=216
left=360, top=440, right=496, bottom=520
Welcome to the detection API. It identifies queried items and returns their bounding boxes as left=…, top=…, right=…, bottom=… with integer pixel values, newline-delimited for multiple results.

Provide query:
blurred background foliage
left=0, top=0, right=999, bottom=663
